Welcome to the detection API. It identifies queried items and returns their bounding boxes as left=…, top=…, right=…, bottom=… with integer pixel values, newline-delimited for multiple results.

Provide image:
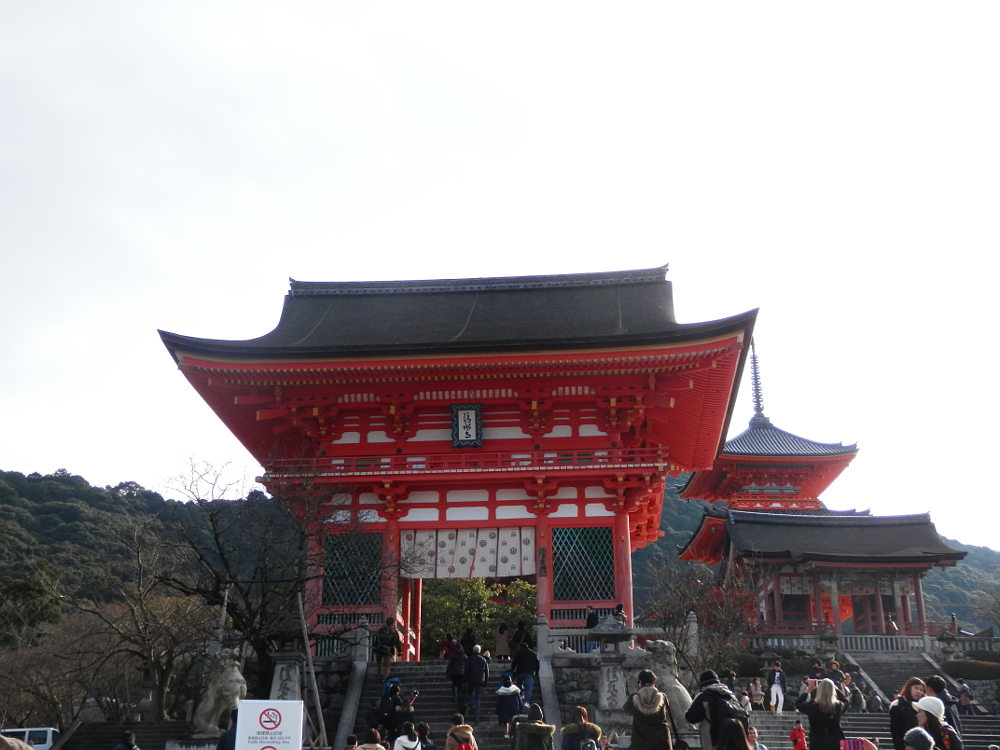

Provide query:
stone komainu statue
left=645, top=639, right=695, bottom=727
left=192, top=648, right=248, bottom=738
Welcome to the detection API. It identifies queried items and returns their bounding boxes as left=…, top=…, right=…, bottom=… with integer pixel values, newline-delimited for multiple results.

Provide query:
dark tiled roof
left=724, top=510, right=966, bottom=564
left=723, top=414, right=857, bottom=457
left=159, top=266, right=758, bottom=360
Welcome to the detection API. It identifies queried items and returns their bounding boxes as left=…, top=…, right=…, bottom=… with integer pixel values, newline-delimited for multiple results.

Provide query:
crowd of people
left=360, top=617, right=981, bottom=750
left=679, top=664, right=975, bottom=750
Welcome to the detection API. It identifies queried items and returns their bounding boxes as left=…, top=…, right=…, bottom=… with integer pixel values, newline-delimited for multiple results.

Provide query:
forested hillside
left=1, top=465, right=999, bottom=727
left=1, top=467, right=998, bottom=631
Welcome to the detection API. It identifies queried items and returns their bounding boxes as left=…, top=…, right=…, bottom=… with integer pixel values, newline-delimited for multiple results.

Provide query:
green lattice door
left=323, top=532, right=383, bottom=606
left=552, top=526, right=615, bottom=601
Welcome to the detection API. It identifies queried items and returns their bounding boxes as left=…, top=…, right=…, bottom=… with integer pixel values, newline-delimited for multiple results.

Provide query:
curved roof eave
left=722, top=422, right=858, bottom=458
left=158, top=309, right=759, bottom=364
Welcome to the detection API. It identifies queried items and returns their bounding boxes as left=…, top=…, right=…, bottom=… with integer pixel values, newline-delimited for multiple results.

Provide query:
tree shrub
left=942, top=659, right=1000, bottom=679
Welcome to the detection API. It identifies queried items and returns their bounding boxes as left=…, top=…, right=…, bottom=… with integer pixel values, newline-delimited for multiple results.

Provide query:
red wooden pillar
left=863, top=594, right=873, bottom=634
left=774, top=578, right=784, bottom=626
left=400, top=577, right=412, bottom=662
left=614, top=509, right=634, bottom=625
left=413, top=578, right=423, bottom=661
left=913, top=574, right=926, bottom=632
left=535, top=514, right=553, bottom=622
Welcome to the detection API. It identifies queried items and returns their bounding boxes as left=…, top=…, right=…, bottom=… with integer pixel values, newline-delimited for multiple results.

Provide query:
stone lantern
left=759, top=651, right=780, bottom=670
left=818, top=624, right=840, bottom=660
left=267, top=614, right=305, bottom=700
left=590, top=616, right=632, bottom=710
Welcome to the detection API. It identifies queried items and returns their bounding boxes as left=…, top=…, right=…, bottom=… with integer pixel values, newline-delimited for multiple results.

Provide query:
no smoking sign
left=259, top=708, right=282, bottom=730
left=235, top=699, right=303, bottom=749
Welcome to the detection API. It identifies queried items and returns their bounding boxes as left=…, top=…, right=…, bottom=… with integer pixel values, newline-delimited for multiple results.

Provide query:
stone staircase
left=842, top=651, right=935, bottom=699
left=353, top=662, right=541, bottom=750
left=748, top=705, right=1000, bottom=750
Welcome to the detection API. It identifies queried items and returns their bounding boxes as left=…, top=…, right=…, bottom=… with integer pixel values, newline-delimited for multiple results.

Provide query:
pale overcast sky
left=2, top=3, right=998, bottom=549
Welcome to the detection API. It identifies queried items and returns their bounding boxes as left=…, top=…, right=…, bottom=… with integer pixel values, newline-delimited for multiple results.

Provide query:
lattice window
left=323, top=533, right=383, bottom=606
left=552, top=527, right=615, bottom=601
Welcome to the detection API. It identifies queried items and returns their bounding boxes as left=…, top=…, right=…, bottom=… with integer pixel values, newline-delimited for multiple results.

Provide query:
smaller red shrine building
left=679, top=346, right=966, bottom=636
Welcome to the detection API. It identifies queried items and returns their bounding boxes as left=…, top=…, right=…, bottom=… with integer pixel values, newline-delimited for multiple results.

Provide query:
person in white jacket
left=394, top=723, right=421, bottom=750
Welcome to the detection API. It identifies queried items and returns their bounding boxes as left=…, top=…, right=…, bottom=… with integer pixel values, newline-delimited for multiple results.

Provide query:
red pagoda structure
left=159, top=266, right=757, bottom=658
left=679, top=344, right=965, bottom=636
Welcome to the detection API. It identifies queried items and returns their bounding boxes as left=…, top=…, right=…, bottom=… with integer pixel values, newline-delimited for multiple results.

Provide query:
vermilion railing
left=265, top=447, right=669, bottom=479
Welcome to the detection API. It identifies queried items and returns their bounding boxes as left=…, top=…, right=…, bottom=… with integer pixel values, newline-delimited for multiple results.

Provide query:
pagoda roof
left=679, top=507, right=966, bottom=567
left=723, top=414, right=857, bottom=457
left=679, top=413, right=857, bottom=504
left=159, top=265, right=758, bottom=361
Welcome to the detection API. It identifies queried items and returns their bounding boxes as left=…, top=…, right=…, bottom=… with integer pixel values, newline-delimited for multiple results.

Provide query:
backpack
left=581, top=741, right=599, bottom=750
left=381, top=677, right=401, bottom=698
left=457, top=742, right=474, bottom=750
left=713, top=692, right=750, bottom=732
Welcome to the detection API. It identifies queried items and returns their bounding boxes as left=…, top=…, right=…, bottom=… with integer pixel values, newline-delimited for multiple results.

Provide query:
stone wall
left=964, top=679, right=1000, bottom=714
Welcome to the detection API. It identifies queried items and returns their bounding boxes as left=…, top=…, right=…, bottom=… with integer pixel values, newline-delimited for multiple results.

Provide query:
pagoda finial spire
left=751, top=339, right=763, bottom=415
left=749, top=339, right=771, bottom=427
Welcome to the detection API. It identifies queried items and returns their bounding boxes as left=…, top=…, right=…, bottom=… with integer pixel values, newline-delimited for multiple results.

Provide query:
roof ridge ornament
left=749, top=339, right=772, bottom=428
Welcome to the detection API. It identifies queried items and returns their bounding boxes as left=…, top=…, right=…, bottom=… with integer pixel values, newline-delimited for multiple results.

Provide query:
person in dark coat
left=374, top=620, right=402, bottom=681
left=416, top=724, right=436, bottom=750
left=496, top=674, right=523, bottom=739
left=560, top=705, right=602, bottom=750
left=379, top=683, right=405, bottom=743
left=890, top=678, right=926, bottom=750
left=447, top=646, right=469, bottom=702
left=685, top=670, right=739, bottom=750
left=796, top=678, right=848, bottom=750
left=461, top=628, right=476, bottom=657
left=112, top=732, right=140, bottom=750
left=766, top=661, right=788, bottom=714
left=216, top=709, right=238, bottom=750
left=514, top=704, right=555, bottom=750
left=511, top=644, right=540, bottom=705
left=509, top=707, right=530, bottom=750
left=510, top=621, right=532, bottom=654
left=623, top=669, right=672, bottom=750
left=465, top=644, right=490, bottom=719
left=924, top=675, right=962, bottom=735
left=713, top=720, right=752, bottom=750
left=584, top=606, right=599, bottom=653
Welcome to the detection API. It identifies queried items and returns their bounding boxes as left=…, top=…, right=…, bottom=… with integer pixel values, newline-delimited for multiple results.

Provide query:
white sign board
left=235, top=700, right=304, bottom=750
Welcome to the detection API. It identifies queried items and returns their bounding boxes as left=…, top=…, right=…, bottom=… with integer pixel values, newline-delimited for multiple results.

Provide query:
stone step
left=354, top=662, right=542, bottom=748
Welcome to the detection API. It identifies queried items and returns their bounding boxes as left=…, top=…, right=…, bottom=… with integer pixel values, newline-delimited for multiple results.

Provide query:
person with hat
left=685, top=670, right=743, bottom=750
left=915, top=695, right=963, bottom=750
left=902, top=727, right=937, bottom=750
left=623, top=669, right=672, bottom=750
left=514, top=704, right=555, bottom=750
